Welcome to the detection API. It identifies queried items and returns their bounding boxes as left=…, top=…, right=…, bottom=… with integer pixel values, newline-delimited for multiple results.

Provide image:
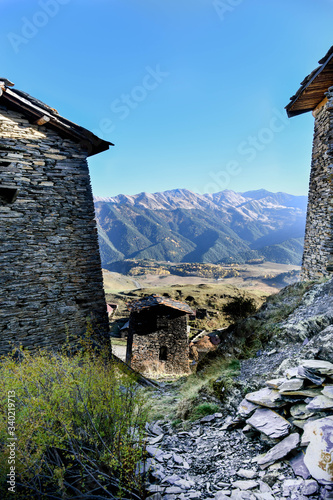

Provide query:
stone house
left=126, top=295, right=194, bottom=374
left=0, top=78, right=113, bottom=354
left=286, top=46, right=333, bottom=279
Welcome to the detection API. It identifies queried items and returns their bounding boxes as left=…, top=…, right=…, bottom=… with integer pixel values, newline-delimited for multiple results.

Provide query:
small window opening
left=159, top=346, right=168, bottom=361
left=0, top=187, right=18, bottom=203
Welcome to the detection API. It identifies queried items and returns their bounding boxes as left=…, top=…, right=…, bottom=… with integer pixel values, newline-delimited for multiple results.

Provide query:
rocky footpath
left=143, top=358, right=333, bottom=500
left=141, top=278, right=333, bottom=500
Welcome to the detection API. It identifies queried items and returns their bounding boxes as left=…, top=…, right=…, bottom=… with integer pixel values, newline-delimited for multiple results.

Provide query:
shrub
left=222, top=296, right=258, bottom=321
left=0, top=347, right=148, bottom=499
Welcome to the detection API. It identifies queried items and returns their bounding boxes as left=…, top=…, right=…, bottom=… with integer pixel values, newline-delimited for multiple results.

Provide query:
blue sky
left=2, top=0, right=333, bottom=197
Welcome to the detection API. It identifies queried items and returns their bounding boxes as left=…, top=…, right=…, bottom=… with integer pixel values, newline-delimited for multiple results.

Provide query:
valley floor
left=103, top=262, right=301, bottom=296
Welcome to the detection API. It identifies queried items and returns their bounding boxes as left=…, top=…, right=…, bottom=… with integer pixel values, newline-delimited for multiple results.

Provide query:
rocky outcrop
left=279, top=279, right=333, bottom=343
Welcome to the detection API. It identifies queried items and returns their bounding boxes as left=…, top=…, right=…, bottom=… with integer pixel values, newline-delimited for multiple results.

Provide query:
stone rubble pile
left=142, top=359, right=333, bottom=500
left=232, top=359, right=333, bottom=486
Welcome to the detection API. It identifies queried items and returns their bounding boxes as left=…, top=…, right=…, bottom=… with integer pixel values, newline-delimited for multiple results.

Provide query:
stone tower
left=0, top=79, right=113, bottom=353
left=286, top=47, right=333, bottom=280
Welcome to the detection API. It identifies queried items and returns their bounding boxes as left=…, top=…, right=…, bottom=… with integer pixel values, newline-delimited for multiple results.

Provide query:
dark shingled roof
left=128, top=294, right=195, bottom=315
left=286, top=46, right=333, bottom=117
left=0, top=79, right=113, bottom=156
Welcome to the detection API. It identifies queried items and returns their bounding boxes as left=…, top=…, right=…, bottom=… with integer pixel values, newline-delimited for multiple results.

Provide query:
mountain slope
left=94, top=189, right=307, bottom=268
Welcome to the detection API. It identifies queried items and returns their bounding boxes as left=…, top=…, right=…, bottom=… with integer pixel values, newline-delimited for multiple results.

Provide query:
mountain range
left=94, top=189, right=307, bottom=270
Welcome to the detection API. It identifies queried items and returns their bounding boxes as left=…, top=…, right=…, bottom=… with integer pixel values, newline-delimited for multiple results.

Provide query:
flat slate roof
left=128, top=294, right=195, bottom=315
left=0, top=78, right=113, bottom=156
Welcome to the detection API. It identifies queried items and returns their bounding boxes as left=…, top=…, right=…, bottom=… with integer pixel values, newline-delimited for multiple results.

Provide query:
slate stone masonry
left=0, top=104, right=109, bottom=353
left=301, top=89, right=333, bottom=279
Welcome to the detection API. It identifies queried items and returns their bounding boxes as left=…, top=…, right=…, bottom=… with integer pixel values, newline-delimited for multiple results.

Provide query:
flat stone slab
left=246, top=408, right=291, bottom=438
left=257, top=432, right=300, bottom=468
left=300, top=359, right=333, bottom=376
left=146, top=445, right=165, bottom=462
left=323, top=385, right=333, bottom=399
left=162, top=474, right=182, bottom=485
left=265, top=378, right=286, bottom=389
left=286, top=367, right=302, bottom=379
left=303, top=416, right=333, bottom=484
left=231, top=480, right=258, bottom=490
left=149, top=434, right=164, bottom=445
left=245, top=387, right=286, bottom=408
left=278, top=378, right=304, bottom=393
left=237, top=468, right=257, bottom=479
left=306, top=395, right=333, bottom=411
left=278, top=388, right=322, bottom=398
left=289, top=451, right=311, bottom=479
left=298, top=365, right=326, bottom=385
left=237, top=398, right=259, bottom=418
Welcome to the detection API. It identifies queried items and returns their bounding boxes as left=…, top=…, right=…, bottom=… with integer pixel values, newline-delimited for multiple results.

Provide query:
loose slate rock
left=146, top=446, right=165, bottom=462
left=298, top=365, right=326, bottom=385
left=214, top=493, right=230, bottom=500
left=278, top=388, right=323, bottom=398
left=289, top=451, right=311, bottom=479
left=146, top=494, right=163, bottom=500
left=232, top=480, right=258, bottom=490
left=306, top=395, right=333, bottom=411
left=304, top=416, right=333, bottom=484
left=149, top=434, right=164, bottom=445
left=302, top=479, right=319, bottom=496
left=278, top=378, right=304, bottom=393
left=323, top=385, right=333, bottom=399
left=286, top=367, right=302, bottom=379
left=257, top=432, right=300, bottom=468
left=201, top=414, right=216, bottom=423
left=265, top=378, right=286, bottom=389
left=237, top=398, right=259, bottom=418
left=172, top=452, right=184, bottom=465
left=245, top=387, right=286, bottom=408
left=246, top=408, right=291, bottom=438
left=300, top=359, right=333, bottom=376
left=282, top=478, right=304, bottom=496
left=290, top=403, right=315, bottom=419
left=237, top=468, right=257, bottom=479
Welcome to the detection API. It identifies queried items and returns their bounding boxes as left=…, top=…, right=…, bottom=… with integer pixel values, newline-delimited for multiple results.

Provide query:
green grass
left=111, top=338, right=127, bottom=346
left=145, top=357, right=240, bottom=424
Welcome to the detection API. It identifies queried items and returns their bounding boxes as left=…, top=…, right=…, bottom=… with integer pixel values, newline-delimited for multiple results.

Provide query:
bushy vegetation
left=109, top=259, right=241, bottom=279
left=0, top=346, right=149, bottom=499
left=170, top=263, right=239, bottom=279
left=222, top=295, right=258, bottom=321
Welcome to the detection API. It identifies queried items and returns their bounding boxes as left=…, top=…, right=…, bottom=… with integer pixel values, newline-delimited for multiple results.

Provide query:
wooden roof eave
left=286, top=51, right=333, bottom=118
left=1, top=88, right=113, bottom=156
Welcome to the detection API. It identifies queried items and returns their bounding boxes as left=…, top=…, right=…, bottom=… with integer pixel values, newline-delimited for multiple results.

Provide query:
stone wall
left=127, top=306, right=190, bottom=374
left=301, top=90, right=333, bottom=279
left=0, top=104, right=109, bottom=353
